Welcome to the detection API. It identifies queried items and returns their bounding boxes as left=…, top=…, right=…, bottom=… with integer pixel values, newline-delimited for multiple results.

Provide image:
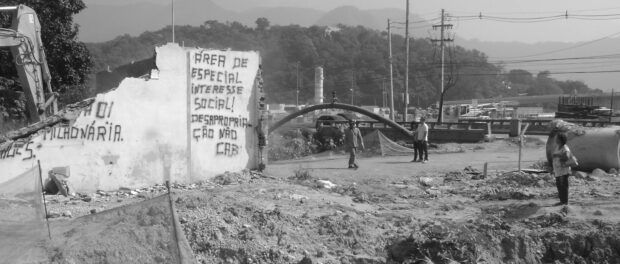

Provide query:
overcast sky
left=85, top=0, right=620, bottom=43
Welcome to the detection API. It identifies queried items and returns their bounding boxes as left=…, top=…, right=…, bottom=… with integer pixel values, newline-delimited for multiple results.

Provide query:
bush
left=293, top=167, right=312, bottom=181
left=530, top=160, right=550, bottom=171
left=268, top=134, right=316, bottom=161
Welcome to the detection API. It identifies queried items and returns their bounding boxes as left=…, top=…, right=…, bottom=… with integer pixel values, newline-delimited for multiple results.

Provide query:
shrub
left=293, top=167, right=312, bottom=181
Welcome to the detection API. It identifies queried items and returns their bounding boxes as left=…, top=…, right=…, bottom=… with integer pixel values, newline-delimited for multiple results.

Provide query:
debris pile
left=491, top=171, right=552, bottom=187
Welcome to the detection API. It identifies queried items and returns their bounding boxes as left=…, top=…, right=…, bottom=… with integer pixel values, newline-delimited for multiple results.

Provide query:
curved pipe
left=268, top=103, right=412, bottom=137
left=547, top=126, right=620, bottom=171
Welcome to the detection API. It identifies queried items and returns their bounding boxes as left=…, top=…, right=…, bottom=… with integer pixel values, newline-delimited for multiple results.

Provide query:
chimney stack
left=314, top=66, right=324, bottom=104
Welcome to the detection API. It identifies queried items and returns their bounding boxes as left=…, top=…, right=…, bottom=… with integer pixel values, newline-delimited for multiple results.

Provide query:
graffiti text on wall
left=43, top=123, right=123, bottom=142
left=81, top=101, right=115, bottom=119
left=190, top=50, right=257, bottom=158
left=45, top=100, right=123, bottom=142
left=0, top=140, right=35, bottom=160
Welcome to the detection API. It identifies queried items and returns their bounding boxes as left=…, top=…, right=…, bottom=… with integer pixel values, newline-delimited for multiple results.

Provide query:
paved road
left=267, top=142, right=546, bottom=180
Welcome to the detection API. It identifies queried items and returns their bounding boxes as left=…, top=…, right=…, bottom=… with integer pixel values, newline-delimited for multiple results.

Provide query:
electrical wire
left=489, top=31, right=620, bottom=59
left=449, top=12, right=620, bottom=23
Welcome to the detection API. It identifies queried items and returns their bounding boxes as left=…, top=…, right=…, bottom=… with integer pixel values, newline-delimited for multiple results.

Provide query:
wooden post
left=518, top=123, right=530, bottom=172
left=483, top=162, right=488, bottom=179
left=38, top=160, right=52, bottom=240
left=166, top=181, right=185, bottom=263
left=487, top=122, right=492, bottom=136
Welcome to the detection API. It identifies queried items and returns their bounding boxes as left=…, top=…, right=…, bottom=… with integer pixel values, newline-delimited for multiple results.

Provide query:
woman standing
left=551, top=132, right=574, bottom=206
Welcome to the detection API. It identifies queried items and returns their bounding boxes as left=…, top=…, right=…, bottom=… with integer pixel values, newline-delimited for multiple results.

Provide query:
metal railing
left=317, top=118, right=620, bottom=136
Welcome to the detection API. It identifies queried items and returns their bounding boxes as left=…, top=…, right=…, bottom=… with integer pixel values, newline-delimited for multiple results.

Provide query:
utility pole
left=610, top=88, right=615, bottom=123
left=404, top=0, right=410, bottom=122
left=350, top=71, right=355, bottom=105
left=382, top=78, right=386, bottom=108
left=171, top=0, right=175, bottom=43
left=296, top=62, right=300, bottom=107
left=388, top=19, right=395, bottom=121
left=431, top=9, right=453, bottom=123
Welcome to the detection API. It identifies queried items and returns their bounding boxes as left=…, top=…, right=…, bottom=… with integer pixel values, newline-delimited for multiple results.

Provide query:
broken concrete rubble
left=316, top=179, right=336, bottom=189
left=572, top=171, right=588, bottom=179
left=591, top=168, right=607, bottom=178
left=418, top=177, right=436, bottom=187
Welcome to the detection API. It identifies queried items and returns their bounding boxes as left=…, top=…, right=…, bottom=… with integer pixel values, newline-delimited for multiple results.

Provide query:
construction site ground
left=46, top=137, right=620, bottom=264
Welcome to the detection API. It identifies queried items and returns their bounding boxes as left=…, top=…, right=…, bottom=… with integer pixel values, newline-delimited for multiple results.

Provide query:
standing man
left=410, top=120, right=420, bottom=162
left=345, top=119, right=364, bottom=169
left=416, top=117, right=429, bottom=163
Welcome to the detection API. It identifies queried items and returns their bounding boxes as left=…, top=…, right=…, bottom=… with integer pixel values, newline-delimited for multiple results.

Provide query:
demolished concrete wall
left=0, top=43, right=262, bottom=191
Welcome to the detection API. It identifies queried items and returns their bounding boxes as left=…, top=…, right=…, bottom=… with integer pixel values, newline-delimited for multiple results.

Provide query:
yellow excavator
left=0, top=5, right=57, bottom=123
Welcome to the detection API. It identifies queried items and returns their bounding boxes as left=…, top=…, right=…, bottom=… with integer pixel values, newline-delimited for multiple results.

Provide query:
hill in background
left=76, top=1, right=620, bottom=91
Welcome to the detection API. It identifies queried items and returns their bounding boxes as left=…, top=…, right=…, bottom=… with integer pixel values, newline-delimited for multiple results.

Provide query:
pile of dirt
left=181, top=201, right=299, bottom=263
left=175, top=186, right=391, bottom=264
left=491, top=171, right=553, bottom=187
left=443, top=166, right=484, bottom=182
left=213, top=170, right=254, bottom=185
left=47, top=195, right=194, bottom=264
left=386, top=216, right=620, bottom=264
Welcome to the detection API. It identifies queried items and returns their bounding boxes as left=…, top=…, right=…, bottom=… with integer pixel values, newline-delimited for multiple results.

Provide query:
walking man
left=344, top=119, right=364, bottom=169
left=416, top=117, right=429, bottom=163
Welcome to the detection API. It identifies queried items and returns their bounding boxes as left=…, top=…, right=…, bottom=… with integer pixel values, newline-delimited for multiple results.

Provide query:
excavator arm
left=0, top=5, right=57, bottom=123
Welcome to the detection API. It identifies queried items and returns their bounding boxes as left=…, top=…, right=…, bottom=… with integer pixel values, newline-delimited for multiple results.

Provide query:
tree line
left=86, top=19, right=604, bottom=108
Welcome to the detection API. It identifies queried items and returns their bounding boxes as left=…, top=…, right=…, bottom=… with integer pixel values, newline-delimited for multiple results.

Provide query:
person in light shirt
left=551, top=132, right=574, bottom=205
left=416, top=117, right=429, bottom=163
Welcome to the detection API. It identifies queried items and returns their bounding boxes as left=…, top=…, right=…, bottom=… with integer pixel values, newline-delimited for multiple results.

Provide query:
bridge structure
left=269, top=102, right=620, bottom=143
left=268, top=102, right=412, bottom=137
left=443, top=93, right=620, bottom=108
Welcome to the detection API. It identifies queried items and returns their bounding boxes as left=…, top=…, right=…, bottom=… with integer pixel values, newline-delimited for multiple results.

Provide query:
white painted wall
left=0, top=44, right=261, bottom=191
left=188, top=48, right=260, bottom=178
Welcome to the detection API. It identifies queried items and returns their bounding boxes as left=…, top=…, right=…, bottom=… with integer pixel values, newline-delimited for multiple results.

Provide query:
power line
left=488, top=30, right=620, bottom=59
left=419, top=53, right=620, bottom=68
left=390, top=17, right=440, bottom=25
left=296, top=68, right=620, bottom=91
left=449, top=12, right=620, bottom=23
left=444, top=69, right=620, bottom=77
left=443, top=7, right=620, bottom=15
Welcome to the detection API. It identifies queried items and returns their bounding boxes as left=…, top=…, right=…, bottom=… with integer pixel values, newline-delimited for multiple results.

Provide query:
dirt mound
left=386, top=217, right=620, bottom=264
left=491, top=171, right=553, bottom=187
left=47, top=194, right=194, bottom=264
left=182, top=203, right=293, bottom=263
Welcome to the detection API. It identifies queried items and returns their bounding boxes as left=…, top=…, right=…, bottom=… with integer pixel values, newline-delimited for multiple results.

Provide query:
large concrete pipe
left=547, top=120, right=620, bottom=171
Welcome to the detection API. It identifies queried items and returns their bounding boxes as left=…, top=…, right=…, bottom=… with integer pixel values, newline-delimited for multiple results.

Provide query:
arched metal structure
left=268, top=103, right=412, bottom=137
